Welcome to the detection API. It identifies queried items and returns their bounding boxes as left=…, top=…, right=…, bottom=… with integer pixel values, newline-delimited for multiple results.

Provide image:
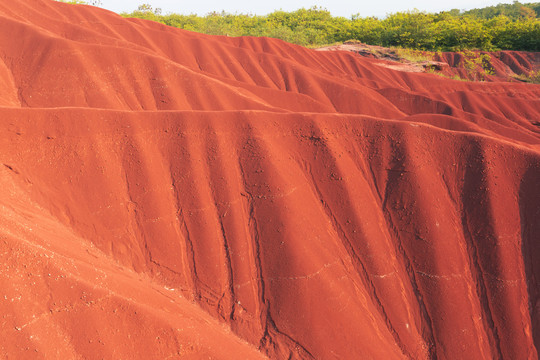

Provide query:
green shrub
left=110, top=3, right=540, bottom=51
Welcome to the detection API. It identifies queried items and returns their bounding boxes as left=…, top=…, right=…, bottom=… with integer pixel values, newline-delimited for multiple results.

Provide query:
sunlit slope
left=0, top=0, right=539, bottom=359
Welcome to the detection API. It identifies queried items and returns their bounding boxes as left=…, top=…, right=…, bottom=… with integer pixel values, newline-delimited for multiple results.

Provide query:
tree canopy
left=58, top=1, right=540, bottom=51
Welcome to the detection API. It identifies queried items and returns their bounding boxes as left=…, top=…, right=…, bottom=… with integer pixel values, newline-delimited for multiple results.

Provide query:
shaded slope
left=0, top=0, right=539, bottom=359
left=2, top=109, right=539, bottom=359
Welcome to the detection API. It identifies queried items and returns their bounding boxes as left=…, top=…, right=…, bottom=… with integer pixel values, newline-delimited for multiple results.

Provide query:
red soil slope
left=1, top=0, right=540, bottom=359
left=434, top=51, right=540, bottom=81
left=318, top=42, right=540, bottom=82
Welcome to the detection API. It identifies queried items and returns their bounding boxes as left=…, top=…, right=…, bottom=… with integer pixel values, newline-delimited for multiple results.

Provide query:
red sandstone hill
left=1, top=0, right=539, bottom=359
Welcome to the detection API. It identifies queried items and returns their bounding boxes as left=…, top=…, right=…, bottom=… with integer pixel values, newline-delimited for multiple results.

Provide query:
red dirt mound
left=319, top=42, right=540, bottom=82
left=1, top=0, right=539, bottom=359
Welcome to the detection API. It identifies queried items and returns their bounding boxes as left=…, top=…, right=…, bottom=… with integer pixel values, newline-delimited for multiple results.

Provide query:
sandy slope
left=0, top=0, right=539, bottom=359
left=318, top=42, right=540, bottom=82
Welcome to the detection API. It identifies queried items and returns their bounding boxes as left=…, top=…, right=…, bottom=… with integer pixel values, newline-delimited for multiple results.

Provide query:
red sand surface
left=1, top=0, right=540, bottom=359
left=319, top=42, right=540, bottom=82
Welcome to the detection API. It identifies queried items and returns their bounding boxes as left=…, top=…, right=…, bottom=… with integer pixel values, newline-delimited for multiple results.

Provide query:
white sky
left=97, top=0, right=516, bottom=18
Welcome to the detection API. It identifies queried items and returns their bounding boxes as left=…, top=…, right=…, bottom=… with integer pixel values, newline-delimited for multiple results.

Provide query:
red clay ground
left=0, top=0, right=539, bottom=359
left=318, top=41, right=540, bottom=82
